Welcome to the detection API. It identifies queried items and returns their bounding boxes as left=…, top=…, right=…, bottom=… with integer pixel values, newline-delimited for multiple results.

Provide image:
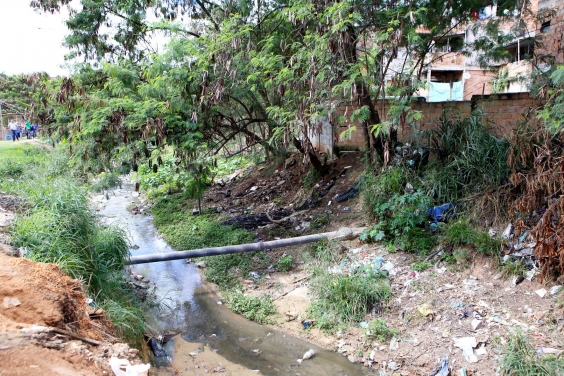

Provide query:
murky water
left=97, top=185, right=369, bottom=376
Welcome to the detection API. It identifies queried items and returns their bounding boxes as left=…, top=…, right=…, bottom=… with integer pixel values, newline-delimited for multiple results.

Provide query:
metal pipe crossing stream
left=125, top=227, right=364, bottom=265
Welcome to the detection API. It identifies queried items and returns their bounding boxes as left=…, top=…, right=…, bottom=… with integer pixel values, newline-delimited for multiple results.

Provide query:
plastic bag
left=109, top=357, right=150, bottom=376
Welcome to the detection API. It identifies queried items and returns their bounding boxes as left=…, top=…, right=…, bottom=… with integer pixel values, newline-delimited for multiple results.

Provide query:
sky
left=0, top=1, right=71, bottom=77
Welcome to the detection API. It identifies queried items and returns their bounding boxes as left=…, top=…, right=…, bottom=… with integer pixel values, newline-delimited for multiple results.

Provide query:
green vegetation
left=277, top=254, right=293, bottom=272
left=0, top=143, right=145, bottom=346
left=224, top=291, right=277, bottom=325
left=365, top=318, right=398, bottom=343
left=411, top=261, right=431, bottom=272
left=150, top=194, right=260, bottom=288
left=361, top=167, right=435, bottom=254
left=91, top=172, right=122, bottom=192
left=151, top=196, right=253, bottom=250
left=499, top=332, right=564, bottom=376
left=308, top=270, right=391, bottom=330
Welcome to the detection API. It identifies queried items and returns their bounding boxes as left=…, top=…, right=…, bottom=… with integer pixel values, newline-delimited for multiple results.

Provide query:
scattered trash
left=2, top=297, right=21, bottom=309
left=418, top=304, right=434, bottom=318
left=343, top=207, right=350, bottom=211
left=451, top=299, right=465, bottom=308
left=389, top=337, right=399, bottom=350
left=535, top=288, right=547, bottom=298
left=550, top=285, right=563, bottom=295
left=471, top=319, right=483, bottom=331
left=302, top=319, right=314, bottom=328
left=525, top=269, right=538, bottom=281
left=502, top=223, right=513, bottom=239
left=131, top=244, right=140, bottom=250
left=488, top=228, right=496, bottom=237
left=492, top=317, right=510, bottom=326
left=337, top=177, right=363, bottom=202
left=387, top=360, right=398, bottom=371
left=430, top=355, right=449, bottom=376
left=109, top=357, right=150, bottom=376
left=192, top=209, right=200, bottom=215
left=250, top=186, right=258, bottom=192
left=328, top=200, right=332, bottom=206
left=195, top=261, right=206, bottom=268
left=514, top=275, right=525, bottom=285
left=475, top=344, right=487, bottom=356
left=359, top=321, right=369, bottom=328
left=148, top=337, right=167, bottom=357
left=249, top=272, right=260, bottom=279
left=427, top=203, right=456, bottom=223
left=459, top=368, right=467, bottom=376
left=454, top=337, right=478, bottom=363
left=538, top=347, right=563, bottom=355
left=302, top=349, right=315, bottom=361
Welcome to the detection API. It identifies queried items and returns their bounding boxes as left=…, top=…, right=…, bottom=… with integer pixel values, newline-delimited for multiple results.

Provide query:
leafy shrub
left=365, top=318, right=398, bottom=342
left=278, top=254, right=293, bottom=272
left=224, top=291, right=277, bottom=324
left=443, top=220, right=477, bottom=247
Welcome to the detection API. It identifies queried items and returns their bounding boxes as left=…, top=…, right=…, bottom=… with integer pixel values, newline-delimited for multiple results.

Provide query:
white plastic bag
left=109, top=357, right=150, bottom=376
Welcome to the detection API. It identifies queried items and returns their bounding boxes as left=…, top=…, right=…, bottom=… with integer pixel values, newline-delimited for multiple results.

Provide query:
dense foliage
left=0, top=143, right=146, bottom=345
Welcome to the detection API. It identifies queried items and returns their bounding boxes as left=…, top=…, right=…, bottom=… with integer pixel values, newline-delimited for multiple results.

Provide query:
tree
left=33, top=0, right=533, bottom=168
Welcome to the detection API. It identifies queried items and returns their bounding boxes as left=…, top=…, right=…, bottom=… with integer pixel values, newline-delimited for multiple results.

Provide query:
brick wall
left=332, top=92, right=543, bottom=149
left=537, top=4, right=564, bottom=64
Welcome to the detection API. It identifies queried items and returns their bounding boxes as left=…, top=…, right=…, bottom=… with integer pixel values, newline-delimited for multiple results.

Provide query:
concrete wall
left=330, top=92, right=542, bottom=149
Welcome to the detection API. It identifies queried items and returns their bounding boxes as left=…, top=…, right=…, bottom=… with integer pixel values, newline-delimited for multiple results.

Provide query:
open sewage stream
left=96, top=183, right=368, bottom=375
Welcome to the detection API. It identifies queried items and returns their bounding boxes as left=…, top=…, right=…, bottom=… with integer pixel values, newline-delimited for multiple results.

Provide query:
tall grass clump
left=425, top=111, right=510, bottom=204
left=499, top=332, right=564, bottom=376
left=308, top=270, right=391, bottom=330
left=0, top=144, right=145, bottom=346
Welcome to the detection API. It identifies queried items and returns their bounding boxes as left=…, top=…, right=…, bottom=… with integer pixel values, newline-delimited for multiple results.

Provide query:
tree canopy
left=19, top=0, right=537, bottom=174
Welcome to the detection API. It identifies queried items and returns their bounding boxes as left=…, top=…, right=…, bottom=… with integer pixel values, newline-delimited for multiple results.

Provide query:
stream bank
left=94, top=182, right=369, bottom=376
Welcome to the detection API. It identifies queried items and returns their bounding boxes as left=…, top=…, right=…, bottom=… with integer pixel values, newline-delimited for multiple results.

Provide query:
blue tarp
left=452, top=81, right=463, bottom=100
left=429, top=82, right=451, bottom=102
left=429, top=81, right=463, bottom=102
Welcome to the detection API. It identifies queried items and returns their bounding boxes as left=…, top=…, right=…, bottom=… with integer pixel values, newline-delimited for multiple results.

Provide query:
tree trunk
left=343, top=25, right=385, bottom=160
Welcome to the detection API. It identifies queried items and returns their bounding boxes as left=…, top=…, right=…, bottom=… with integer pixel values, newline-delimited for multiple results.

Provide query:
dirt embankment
left=196, top=153, right=564, bottom=375
left=0, top=247, right=146, bottom=376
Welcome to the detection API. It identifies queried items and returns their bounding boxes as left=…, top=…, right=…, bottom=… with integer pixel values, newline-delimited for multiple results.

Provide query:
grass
left=91, top=172, right=122, bottom=192
left=150, top=194, right=258, bottom=288
left=224, top=291, right=277, bottom=324
left=307, top=270, right=391, bottom=330
left=0, top=142, right=146, bottom=347
left=365, top=318, right=398, bottom=343
left=499, top=332, right=564, bottom=375
left=411, top=261, right=431, bottom=272
left=278, top=254, right=293, bottom=272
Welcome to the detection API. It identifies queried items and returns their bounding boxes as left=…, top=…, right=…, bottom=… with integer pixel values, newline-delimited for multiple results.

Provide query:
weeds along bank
left=0, top=142, right=146, bottom=346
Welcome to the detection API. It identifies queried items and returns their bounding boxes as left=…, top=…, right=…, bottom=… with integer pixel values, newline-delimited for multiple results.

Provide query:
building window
left=541, top=21, right=551, bottom=33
